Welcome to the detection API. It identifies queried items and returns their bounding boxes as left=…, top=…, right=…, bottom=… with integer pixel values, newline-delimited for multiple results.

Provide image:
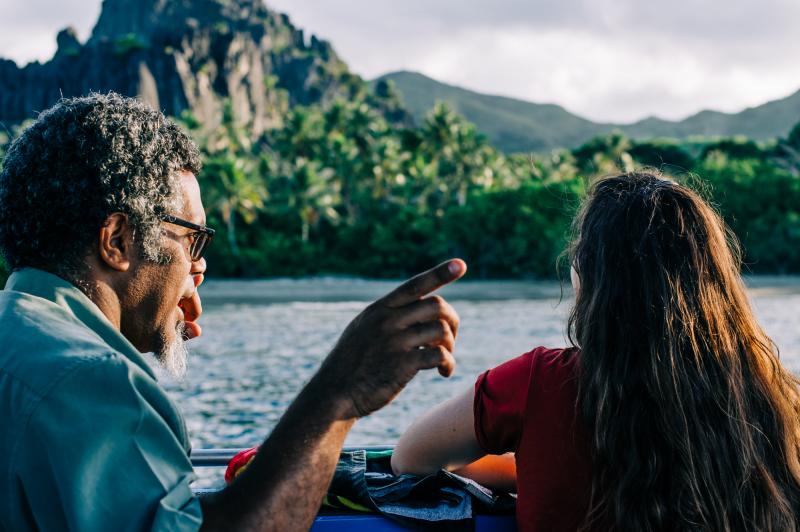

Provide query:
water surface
left=161, top=277, right=800, bottom=455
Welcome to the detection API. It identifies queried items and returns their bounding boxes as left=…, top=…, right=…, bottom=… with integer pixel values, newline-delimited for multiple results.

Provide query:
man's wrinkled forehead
left=178, top=171, right=205, bottom=225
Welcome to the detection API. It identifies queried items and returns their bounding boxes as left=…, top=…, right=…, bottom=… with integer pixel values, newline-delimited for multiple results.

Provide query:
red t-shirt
left=474, top=347, right=594, bottom=531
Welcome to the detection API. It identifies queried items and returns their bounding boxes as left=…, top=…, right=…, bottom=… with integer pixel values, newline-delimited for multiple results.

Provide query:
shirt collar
left=3, top=267, right=158, bottom=379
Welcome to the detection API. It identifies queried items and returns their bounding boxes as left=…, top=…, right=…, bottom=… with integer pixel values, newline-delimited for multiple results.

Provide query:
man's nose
left=191, top=257, right=207, bottom=276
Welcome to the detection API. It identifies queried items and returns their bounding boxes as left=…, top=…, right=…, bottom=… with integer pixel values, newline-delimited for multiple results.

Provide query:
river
left=158, top=276, right=800, bottom=462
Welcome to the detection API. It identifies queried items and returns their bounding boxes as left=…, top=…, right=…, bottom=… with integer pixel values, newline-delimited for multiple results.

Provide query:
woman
left=392, top=172, right=800, bottom=531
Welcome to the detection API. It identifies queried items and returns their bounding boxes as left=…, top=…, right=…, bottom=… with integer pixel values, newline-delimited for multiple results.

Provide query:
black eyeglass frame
left=159, top=214, right=216, bottom=262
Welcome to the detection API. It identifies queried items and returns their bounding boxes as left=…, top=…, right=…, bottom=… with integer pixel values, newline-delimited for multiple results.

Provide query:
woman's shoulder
left=509, top=345, right=579, bottom=372
left=498, top=346, right=581, bottom=394
left=479, top=346, right=578, bottom=395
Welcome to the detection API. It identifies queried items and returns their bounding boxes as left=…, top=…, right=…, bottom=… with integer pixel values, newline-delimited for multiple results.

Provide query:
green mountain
left=372, top=71, right=612, bottom=153
left=621, top=92, right=800, bottom=140
left=375, top=71, right=800, bottom=153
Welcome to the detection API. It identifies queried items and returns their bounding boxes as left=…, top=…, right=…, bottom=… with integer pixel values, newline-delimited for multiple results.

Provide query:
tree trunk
left=227, top=209, right=241, bottom=258
left=301, top=218, right=309, bottom=243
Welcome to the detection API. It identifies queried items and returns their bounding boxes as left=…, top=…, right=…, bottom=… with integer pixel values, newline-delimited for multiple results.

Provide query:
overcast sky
left=1, top=0, right=798, bottom=123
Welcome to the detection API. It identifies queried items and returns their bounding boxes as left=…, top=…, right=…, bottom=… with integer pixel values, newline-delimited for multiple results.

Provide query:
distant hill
left=374, top=71, right=800, bottom=153
left=372, top=71, right=612, bottom=153
left=620, top=91, right=800, bottom=140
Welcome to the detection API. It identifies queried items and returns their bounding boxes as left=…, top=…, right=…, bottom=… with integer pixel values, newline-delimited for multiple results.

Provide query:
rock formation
left=0, top=0, right=384, bottom=133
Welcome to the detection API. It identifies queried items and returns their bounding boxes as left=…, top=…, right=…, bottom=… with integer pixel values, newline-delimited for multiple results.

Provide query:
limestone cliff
left=0, top=0, right=383, bottom=133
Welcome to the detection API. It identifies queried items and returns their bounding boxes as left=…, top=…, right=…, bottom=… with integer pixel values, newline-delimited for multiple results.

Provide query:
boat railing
left=190, top=446, right=518, bottom=531
left=190, top=446, right=394, bottom=467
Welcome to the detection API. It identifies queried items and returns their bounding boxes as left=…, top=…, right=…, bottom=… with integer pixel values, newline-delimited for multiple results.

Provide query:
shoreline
left=197, top=275, right=800, bottom=305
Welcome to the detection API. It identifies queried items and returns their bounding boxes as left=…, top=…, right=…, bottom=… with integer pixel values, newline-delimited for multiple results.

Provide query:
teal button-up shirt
left=0, top=268, right=202, bottom=530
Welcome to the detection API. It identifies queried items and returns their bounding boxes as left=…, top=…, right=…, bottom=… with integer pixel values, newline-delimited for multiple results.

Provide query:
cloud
left=0, top=0, right=98, bottom=65
left=5, top=0, right=96, bottom=26
left=267, top=0, right=800, bottom=122
left=393, top=25, right=800, bottom=122
left=267, top=0, right=800, bottom=45
left=2, top=0, right=799, bottom=122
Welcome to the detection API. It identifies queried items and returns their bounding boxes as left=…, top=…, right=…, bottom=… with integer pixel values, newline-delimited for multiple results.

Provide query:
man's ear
left=98, top=213, right=134, bottom=272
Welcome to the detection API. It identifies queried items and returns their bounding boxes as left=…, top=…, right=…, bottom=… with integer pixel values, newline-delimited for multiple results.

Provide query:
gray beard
left=157, top=322, right=189, bottom=379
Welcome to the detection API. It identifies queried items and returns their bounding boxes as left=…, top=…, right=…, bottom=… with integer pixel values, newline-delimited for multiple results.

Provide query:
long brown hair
left=568, top=172, right=800, bottom=530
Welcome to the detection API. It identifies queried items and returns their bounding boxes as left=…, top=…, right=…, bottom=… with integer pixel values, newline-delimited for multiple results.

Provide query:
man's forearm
left=200, top=375, right=355, bottom=531
left=199, top=260, right=466, bottom=530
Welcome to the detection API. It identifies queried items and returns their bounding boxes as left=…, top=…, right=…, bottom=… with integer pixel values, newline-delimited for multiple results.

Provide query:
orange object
left=453, top=453, right=517, bottom=493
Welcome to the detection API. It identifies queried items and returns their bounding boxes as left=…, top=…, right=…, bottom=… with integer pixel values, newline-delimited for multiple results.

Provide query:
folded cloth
left=225, top=447, right=515, bottom=530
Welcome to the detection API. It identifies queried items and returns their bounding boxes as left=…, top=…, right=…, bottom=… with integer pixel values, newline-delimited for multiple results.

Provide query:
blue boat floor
left=311, top=513, right=517, bottom=531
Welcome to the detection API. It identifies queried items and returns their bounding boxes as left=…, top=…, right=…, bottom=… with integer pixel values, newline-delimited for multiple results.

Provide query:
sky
left=1, top=0, right=799, bottom=123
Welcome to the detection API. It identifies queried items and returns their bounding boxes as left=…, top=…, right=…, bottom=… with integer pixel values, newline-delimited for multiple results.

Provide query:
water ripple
left=159, top=280, right=800, bottom=455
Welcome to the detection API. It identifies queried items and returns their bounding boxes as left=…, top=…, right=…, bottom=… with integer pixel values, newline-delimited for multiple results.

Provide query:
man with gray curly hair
left=0, top=93, right=466, bottom=531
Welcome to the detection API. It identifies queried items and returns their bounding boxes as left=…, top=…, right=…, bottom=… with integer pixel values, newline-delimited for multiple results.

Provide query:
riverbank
left=197, top=274, right=800, bottom=305
left=167, top=276, right=800, bottom=492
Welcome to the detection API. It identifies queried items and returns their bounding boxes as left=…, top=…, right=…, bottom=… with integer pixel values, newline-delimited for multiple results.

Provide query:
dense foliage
left=2, top=96, right=800, bottom=283
left=191, top=98, right=800, bottom=280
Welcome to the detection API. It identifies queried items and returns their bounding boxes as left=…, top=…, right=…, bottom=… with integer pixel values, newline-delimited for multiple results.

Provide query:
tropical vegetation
left=2, top=88, right=800, bottom=283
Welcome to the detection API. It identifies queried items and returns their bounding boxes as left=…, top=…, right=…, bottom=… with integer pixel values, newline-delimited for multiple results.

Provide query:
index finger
left=382, top=259, right=467, bottom=308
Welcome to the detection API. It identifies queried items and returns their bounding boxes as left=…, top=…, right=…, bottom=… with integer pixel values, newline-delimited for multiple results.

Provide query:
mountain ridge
left=374, top=70, right=800, bottom=152
left=0, top=0, right=392, bottom=134
left=3, top=1, right=798, bottom=154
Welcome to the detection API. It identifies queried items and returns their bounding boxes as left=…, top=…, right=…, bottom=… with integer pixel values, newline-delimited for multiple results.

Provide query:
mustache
left=179, top=318, right=191, bottom=341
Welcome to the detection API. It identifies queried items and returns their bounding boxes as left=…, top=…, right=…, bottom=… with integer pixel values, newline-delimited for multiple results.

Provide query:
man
left=0, top=93, right=465, bottom=531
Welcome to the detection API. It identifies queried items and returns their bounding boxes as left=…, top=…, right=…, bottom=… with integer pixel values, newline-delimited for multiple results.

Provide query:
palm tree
left=202, top=153, right=266, bottom=258
left=417, top=102, right=490, bottom=212
left=572, top=132, right=635, bottom=176
left=267, top=106, right=345, bottom=243
left=198, top=99, right=267, bottom=262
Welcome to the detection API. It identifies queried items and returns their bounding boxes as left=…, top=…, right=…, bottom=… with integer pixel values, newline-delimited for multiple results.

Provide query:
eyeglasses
left=159, top=214, right=215, bottom=262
